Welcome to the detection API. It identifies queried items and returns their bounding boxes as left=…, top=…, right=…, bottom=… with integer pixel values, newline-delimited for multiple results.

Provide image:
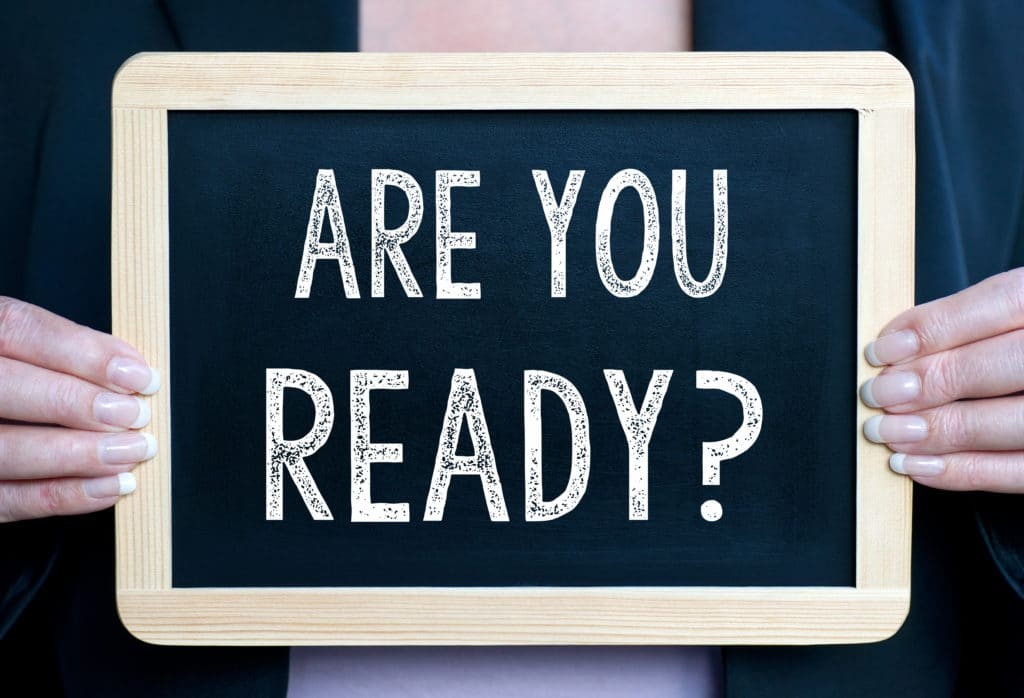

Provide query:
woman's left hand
left=862, top=267, right=1024, bottom=492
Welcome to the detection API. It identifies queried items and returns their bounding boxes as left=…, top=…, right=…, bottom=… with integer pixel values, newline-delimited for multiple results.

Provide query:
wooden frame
left=111, top=52, right=914, bottom=645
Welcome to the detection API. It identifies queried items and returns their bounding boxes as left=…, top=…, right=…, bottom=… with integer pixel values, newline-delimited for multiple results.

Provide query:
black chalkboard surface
left=168, top=109, right=858, bottom=588
left=111, top=53, right=914, bottom=645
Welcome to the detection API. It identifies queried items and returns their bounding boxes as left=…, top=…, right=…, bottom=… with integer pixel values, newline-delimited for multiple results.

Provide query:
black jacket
left=1, top=1, right=1022, bottom=695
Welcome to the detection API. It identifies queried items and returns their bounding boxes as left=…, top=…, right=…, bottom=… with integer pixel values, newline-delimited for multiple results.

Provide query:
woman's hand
left=862, top=268, right=1024, bottom=492
left=0, top=297, right=158, bottom=522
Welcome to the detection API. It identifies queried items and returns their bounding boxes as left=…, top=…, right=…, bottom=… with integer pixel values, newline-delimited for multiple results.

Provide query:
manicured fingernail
left=93, top=393, right=151, bottom=429
left=863, top=415, right=928, bottom=444
left=84, top=472, right=137, bottom=498
left=98, top=432, right=157, bottom=465
left=107, top=358, right=161, bottom=395
left=865, top=329, right=919, bottom=366
left=860, top=372, right=920, bottom=408
left=890, top=453, right=944, bottom=476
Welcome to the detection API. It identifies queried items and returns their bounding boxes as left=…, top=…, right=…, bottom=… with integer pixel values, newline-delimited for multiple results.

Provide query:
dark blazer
left=1, top=1, right=1021, bottom=695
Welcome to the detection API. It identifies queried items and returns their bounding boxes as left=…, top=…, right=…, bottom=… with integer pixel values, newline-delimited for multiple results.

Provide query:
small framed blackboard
left=111, top=53, right=914, bottom=645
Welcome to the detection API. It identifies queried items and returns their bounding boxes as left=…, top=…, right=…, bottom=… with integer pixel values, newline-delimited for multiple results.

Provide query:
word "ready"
left=266, top=368, right=762, bottom=524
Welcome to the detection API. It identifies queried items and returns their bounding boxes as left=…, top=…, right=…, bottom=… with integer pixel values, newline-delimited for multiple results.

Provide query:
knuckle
left=0, top=486, right=14, bottom=523
left=929, top=405, right=971, bottom=451
left=36, top=480, right=73, bottom=516
left=919, top=322, right=952, bottom=356
left=0, top=297, right=31, bottom=355
left=1001, top=268, right=1024, bottom=318
left=1011, top=330, right=1024, bottom=368
left=904, top=318, right=931, bottom=350
left=0, top=501, right=14, bottom=523
left=47, top=378, right=84, bottom=424
left=959, top=454, right=988, bottom=491
left=921, top=353, right=961, bottom=404
left=66, top=435, right=93, bottom=468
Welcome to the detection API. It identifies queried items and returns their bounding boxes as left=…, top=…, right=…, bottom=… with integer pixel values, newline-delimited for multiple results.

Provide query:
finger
left=0, top=425, right=156, bottom=479
left=859, top=328, right=1024, bottom=413
left=887, top=451, right=1024, bottom=493
left=864, top=396, right=1024, bottom=455
left=865, top=268, right=1024, bottom=366
left=0, top=357, right=151, bottom=431
left=0, top=473, right=137, bottom=523
left=0, top=296, right=159, bottom=394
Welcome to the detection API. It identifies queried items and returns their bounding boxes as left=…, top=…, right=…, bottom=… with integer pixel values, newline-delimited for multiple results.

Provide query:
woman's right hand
left=0, top=297, right=158, bottom=523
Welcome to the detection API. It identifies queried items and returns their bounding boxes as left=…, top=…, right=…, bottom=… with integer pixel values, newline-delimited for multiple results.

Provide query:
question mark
left=696, top=370, right=763, bottom=522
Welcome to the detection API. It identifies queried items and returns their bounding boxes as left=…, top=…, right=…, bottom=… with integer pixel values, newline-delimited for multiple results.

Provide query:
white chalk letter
left=350, top=370, right=410, bottom=522
left=595, top=169, right=660, bottom=297
left=295, top=169, right=360, bottom=299
left=671, top=169, right=728, bottom=298
left=532, top=169, right=585, bottom=297
left=604, top=369, right=673, bottom=520
left=435, top=170, right=481, bottom=299
left=266, top=369, right=335, bottom=520
left=524, top=370, right=591, bottom=522
left=371, top=169, right=424, bottom=298
left=425, top=369, right=508, bottom=521
left=598, top=169, right=659, bottom=296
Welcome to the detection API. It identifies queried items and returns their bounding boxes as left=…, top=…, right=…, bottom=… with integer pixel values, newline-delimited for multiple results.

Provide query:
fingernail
left=98, top=432, right=158, bottom=465
left=890, top=453, right=945, bottom=477
left=860, top=372, right=921, bottom=408
left=865, top=329, right=919, bottom=366
left=107, top=358, right=161, bottom=395
left=83, top=472, right=137, bottom=498
left=93, top=393, right=151, bottom=429
left=863, top=415, right=928, bottom=444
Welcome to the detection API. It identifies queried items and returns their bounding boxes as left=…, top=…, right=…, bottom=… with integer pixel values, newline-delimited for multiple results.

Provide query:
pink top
left=288, top=646, right=721, bottom=697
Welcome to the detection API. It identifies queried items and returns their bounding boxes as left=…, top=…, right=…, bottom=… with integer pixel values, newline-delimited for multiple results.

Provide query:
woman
left=1, top=1, right=1022, bottom=696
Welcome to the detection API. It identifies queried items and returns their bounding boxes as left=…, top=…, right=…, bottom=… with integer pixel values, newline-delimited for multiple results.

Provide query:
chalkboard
left=111, top=53, right=915, bottom=645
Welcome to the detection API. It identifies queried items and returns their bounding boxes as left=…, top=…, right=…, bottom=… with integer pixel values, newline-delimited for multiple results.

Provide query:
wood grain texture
left=111, top=52, right=914, bottom=645
left=111, top=52, right=914, bottom=111
left=856, top=107, right=915, bottom=590
left=118, top=587, right=908, bottom=646
left=111, top=107, right=172, bottom=591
